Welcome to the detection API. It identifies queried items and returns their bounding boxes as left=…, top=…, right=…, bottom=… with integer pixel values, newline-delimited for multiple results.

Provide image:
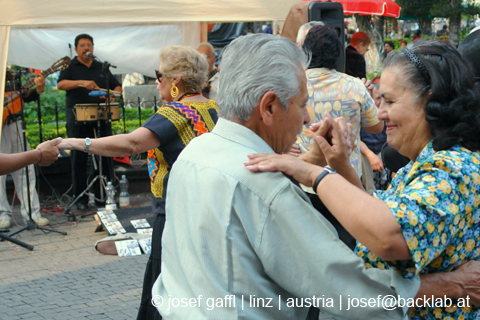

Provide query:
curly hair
left=383, top=40, right=480, bottom=152
left=302, top=25, right=341, bottom=70
left=159, top=45, right=209, bottom=93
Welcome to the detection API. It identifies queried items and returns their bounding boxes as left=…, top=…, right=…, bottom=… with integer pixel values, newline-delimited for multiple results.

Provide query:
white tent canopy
left=1, top=0, right=298, bottom=131
left=7, top=24, right=200, bottom=75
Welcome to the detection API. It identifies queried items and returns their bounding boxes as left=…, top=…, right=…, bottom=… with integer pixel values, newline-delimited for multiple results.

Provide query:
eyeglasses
left=155, top=70, right=163, bottom=82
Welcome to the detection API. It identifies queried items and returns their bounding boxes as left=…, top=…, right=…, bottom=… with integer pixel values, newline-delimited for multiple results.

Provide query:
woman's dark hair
left=303, top=25, right=341, bottom=70
left=384, top=41, right=395, bottom=49
left=383, top=40, right=480, bottom=152
left=458, top=29, right=480, bottom=80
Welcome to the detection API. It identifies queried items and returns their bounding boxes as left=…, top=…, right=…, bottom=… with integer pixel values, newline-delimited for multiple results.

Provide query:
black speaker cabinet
left=308, top=1, right=346, bottom=73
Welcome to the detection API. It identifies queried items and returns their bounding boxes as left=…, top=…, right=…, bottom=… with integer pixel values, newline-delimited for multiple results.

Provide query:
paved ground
left=0, top=193, right=153, bottom=320
left=0, top=190, right=339, bottom=320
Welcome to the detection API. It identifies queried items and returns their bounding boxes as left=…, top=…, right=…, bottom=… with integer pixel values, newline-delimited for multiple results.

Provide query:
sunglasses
left=155, top=70, right=163, bottom=82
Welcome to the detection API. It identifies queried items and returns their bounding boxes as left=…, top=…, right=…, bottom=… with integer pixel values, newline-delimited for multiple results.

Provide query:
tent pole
left=200, top=22, right=208, bottom=43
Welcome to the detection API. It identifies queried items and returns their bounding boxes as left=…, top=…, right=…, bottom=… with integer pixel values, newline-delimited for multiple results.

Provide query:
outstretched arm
left=57, top=127, right=160, bottom=157
left=0, top=137, right=61, bottom=175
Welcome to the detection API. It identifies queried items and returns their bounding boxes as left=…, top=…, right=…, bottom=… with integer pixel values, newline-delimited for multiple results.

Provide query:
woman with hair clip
left=245, top=40, right=480, bottom=319
left=59, top=45, right=218, bottom=320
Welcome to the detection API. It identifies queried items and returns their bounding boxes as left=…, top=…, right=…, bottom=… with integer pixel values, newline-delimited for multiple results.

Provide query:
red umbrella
left=301, top=0, right=401, bottom=18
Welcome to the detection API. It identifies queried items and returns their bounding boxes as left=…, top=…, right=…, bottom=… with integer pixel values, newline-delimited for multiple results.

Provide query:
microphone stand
left=65, top=55, right=117, bottom=221
left=6, top=71, right=66, bottom=243
left=0, top=73, right=31, bottom=250
left=101, top=59, right=116, bottom=185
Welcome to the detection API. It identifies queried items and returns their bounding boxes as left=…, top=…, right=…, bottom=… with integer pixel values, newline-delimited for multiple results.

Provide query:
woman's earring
left=171, top=83, right=179, bottom=98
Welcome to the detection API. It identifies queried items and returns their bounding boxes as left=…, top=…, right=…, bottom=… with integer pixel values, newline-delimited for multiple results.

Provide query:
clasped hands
left=245, top=112, right=355, bottom=187
left=36, top=137, right=62, bottom=166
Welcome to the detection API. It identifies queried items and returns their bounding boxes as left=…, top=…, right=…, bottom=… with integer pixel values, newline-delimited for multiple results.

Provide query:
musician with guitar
left=0, top=70, right=50, bottom=229
left=57, top=34, right=122, bottom=211
left=197, top=42, right=219, bottom=100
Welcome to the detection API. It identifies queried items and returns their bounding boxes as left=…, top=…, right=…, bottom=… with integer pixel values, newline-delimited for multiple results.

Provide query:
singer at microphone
left=57, top=33, right=122, bottom=211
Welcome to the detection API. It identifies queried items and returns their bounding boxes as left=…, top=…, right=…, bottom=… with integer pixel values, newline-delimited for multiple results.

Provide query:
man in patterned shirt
left=297, top=25, right=383, bottom=180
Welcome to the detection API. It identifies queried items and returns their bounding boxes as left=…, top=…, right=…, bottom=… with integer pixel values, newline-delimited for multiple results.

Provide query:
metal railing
left=23, top=98, right=162, bottom=144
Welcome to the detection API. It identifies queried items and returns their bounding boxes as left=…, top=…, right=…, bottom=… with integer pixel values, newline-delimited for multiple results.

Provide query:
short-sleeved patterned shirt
left=142, top=100, right=218, bottom=215
left=356, top=141, right=480, bottom=319
left=297, top=68, right=379, bottom=178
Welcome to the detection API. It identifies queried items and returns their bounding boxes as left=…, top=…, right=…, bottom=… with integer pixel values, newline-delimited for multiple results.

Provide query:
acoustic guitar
left=202, top=67, right=219, bottom=99
left=3, top=56, right=71, bottom=125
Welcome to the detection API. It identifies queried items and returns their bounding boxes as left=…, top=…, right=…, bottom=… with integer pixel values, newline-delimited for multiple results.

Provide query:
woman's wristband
left=313, top=167, right=336, bottom=193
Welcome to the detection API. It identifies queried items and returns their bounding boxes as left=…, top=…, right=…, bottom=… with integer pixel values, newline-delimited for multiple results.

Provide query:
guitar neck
left=21, top=68, right=54, bottom=91
left=4, top=68, right=54, bottom=107
left=208, top=68, right=218, bottom=81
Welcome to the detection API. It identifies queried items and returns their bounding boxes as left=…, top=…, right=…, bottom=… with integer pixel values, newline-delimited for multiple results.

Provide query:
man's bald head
left=197, top=42, right=216, bottom=73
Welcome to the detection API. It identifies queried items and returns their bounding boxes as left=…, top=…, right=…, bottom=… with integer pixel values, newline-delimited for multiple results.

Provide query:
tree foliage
left=431, top=0, right=480, bottom=18
left=397, top=0, right=480, bottom=20
left=396, top=0, right=435, bottom=20
left=395, top=0, right=480, bottom=46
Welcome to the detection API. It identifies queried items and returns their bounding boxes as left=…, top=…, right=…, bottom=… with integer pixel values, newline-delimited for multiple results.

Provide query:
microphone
left=86, top=52, right=96, bottom=59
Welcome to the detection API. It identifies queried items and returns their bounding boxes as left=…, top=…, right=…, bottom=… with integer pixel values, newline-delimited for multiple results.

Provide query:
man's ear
left=258, top=91, right=281, bottom=126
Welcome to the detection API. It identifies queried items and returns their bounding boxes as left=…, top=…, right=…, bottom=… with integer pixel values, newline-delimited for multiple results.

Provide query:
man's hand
left=81, top=80, right=99, bottom=90
left=287, top=144, right=301, bottom=157
left=367, top=152, right=384, bottom=172
left=301, top=112, right=355, bottom=167
left=34, top=75, right=46, bottom=94
left=361, top=78, right=375, bottom=99
left=36, top=137, right=62, bottom=166
left=454, top=260, right=480, bottom=305
left=315, top=113, right=351, bottom=173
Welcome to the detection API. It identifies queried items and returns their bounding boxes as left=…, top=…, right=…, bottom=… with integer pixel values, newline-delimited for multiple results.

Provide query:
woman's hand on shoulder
left=244, top=153, right=322, bottom=187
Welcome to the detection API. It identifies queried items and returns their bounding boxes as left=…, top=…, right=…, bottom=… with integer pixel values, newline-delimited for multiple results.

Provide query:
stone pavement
left=0, top=191, right=341, bottom=320
left=0, top=193, right=153, bottom=320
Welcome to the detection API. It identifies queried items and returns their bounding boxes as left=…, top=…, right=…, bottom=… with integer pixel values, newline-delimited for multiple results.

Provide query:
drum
left=74, top=104, right=99, bottom=122
left=99, top=103, right=120, bottom=121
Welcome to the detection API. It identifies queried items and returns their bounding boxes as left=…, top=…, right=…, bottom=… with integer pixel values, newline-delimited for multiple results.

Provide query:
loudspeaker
left=308, top=2, right=346, bottom=73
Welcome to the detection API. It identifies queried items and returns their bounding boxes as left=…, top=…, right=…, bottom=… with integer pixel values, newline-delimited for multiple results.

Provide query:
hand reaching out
left=36, top=137, right=62, bottom=166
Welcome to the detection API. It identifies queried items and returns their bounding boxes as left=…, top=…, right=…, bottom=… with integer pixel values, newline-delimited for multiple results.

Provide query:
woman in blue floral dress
left=245, top=40, right=480, bottom=319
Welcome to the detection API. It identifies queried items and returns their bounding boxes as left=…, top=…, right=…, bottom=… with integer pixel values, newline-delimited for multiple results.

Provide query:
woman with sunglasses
left=59, top=45, right=218, bottom=320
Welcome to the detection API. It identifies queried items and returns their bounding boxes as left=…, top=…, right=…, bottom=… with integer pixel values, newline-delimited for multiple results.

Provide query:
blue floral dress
left=355, top=141, right=480, bottom=319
